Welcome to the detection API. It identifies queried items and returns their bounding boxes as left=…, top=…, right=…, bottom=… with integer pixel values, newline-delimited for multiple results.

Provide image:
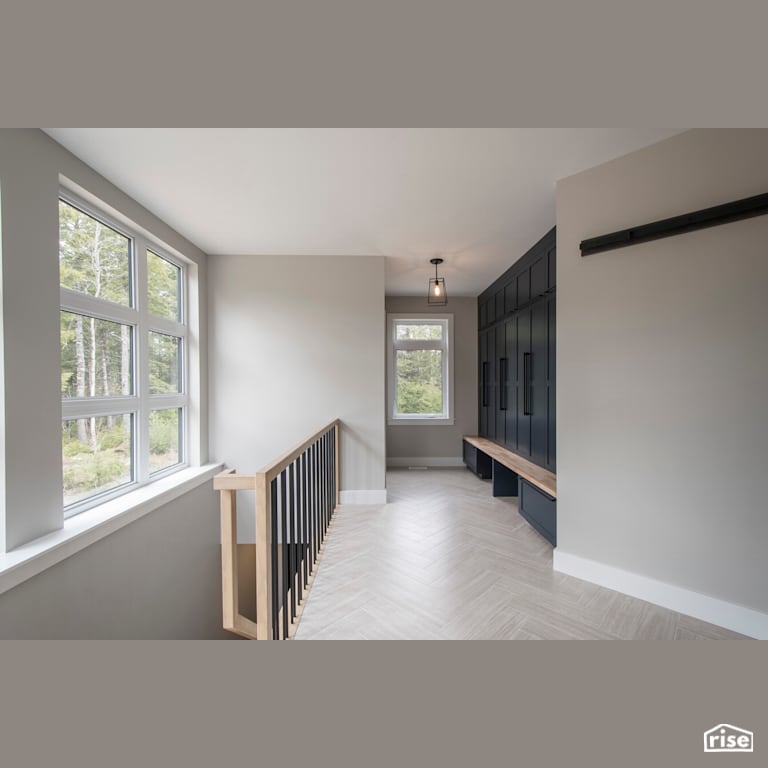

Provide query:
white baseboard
left=387, top=456, right=464, bottom=469
left=553, top=550, right=768, bottom=640
left=339, top=490, right=387, bottom=505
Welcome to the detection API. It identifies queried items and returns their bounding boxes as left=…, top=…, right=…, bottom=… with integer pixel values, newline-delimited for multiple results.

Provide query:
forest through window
left=60, top=196, right=187, bottom=513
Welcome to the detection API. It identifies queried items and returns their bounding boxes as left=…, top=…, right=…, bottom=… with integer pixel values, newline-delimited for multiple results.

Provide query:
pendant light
left=428, top=257, right=447, bottom=305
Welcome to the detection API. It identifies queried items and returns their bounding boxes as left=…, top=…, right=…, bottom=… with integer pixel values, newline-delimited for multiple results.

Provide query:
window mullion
left=393, top=339, right=444, bottom=351
left=148, top=394, right=187, bottom=409
left=147, top=316, right=186, bottom=338
left=60, top=288, right=139, bottom=326
left=62, top=396, right=138, bottom=420
left=135, top=235, right=150, bottom=484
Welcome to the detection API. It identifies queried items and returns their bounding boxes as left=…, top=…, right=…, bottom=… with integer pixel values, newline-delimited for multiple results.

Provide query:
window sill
left=0, top=462, right=224, bottom=596
left=387, top=418, right=455, bottom=426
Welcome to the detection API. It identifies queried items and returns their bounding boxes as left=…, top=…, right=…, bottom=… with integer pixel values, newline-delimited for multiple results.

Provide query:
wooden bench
left=462, top=435, right=557, bottom=545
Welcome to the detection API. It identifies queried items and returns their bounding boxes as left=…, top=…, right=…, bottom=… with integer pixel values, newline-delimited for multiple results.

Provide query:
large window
left=59, top=192, right=188, bottom=515
left=387, top=314, right=454, bottom=425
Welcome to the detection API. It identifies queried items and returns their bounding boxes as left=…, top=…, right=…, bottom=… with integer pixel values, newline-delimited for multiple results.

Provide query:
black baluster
left=289, top=461, right=296, bottom=623
left=313, top=441, right=317, bottom=560
left=323, top=431, right=329, bottom=533
left=280, top=469, right=289, bottom=639
left=332, top=427, right=336, bottom=515
left=320, top=435, right=326, bottom=542
left=297, top=452, right=305, bottom=601
left=270, top=477, right=278, bottom=640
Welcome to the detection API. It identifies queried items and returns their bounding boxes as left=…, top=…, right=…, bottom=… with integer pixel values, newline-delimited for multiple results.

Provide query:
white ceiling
left=45, top=128, right=684, bottom=296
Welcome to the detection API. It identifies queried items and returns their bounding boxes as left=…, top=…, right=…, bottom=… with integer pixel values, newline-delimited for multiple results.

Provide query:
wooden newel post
left=254, top=472, right=273, bottom=640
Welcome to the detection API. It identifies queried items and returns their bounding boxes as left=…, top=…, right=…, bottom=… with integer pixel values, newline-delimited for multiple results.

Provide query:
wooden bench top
left=463, top=436, right=557, bottom=498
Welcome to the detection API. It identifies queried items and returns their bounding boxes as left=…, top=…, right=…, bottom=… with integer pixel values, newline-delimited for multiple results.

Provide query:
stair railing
left=213, top=419, right=340, bottom=639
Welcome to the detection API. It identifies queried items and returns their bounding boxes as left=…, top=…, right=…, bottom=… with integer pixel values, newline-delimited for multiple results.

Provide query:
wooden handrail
left=258, top=418, right=341, bottom=483
left=214, top=420, right=341, bottom=639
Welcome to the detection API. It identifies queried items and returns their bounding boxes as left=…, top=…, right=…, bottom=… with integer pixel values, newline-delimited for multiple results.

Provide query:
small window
left=387, top=314, right=454, bottom=425
left=147, top=249, right=181, bottom=321
left=59, top=200, right=132, bottom=306
left=59, top=193, right=189, bottom=516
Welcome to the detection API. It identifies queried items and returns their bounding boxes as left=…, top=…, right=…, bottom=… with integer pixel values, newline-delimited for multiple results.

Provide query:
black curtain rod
left=580, top=191, right=768, bottom=257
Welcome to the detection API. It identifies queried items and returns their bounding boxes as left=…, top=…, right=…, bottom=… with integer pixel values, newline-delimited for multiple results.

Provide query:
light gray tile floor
left=294, top=469, right=750, bottom=640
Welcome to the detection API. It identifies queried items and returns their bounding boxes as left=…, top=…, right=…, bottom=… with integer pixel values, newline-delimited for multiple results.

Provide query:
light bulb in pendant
left=428, top=257, right=446, bottom=305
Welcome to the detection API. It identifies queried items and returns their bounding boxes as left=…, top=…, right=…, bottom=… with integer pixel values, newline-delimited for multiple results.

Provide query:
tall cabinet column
left=477, top=227, right=556, bottom=473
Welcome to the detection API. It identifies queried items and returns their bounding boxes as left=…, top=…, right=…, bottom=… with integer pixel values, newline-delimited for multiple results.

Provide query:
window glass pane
left=59, top=200, right=131, bottom=305
left=63, top=414, right=133, bottom=508
left=149, top=408, right=181, bottom=473
left=396, top=349, right=443, bottom=414
left=61, top=311, right=133, bottom=398
left=149, top=332, right=181, bottom=394
left=147, top=250, right=181, bottom=321
left=396, top=323, right=443, bottom=341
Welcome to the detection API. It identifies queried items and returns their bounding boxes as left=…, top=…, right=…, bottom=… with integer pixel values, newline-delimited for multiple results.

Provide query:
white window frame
left=59, top=188, right=189, bottom=517
left=387, top=313, right=454, bottom=426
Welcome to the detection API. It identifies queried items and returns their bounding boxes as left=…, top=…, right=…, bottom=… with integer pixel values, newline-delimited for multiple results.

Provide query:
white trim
left=386, top=313, right=454, bottom=425
left=387, top=418, right=455, bottom=426
left=0, top=463, right=223, bottom=596
left=387, top=456, right=464, bottom=468
left=339, top=490, right=387, bottom=505
left=553, top=550, right=768, bottom=640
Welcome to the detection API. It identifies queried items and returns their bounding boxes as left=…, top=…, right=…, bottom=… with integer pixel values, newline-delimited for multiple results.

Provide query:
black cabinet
left=503, top=317, right=517, bottom=451
left=519, top=479, right=556, bottom=545
left=547, top=299, right=556, bottom=468
left=478, top=329, right=494, bottom=440
left=530, top=298, right=550, bottom=467
left=515, top=307, right=531, bottom=455
left=477, top=227, right=555, bottom=473
left=494, top=323, right=506, bottom=441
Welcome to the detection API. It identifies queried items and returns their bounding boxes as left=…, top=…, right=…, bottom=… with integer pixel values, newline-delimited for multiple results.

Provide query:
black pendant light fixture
left=428, top=257, right=447, bottom=305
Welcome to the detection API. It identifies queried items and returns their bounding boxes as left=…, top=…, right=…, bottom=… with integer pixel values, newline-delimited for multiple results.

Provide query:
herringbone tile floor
left=294, top=469, right=750, bottom=640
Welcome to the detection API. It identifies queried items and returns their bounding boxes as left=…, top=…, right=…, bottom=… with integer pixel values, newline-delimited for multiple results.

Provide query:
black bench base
left=462, top=439, right=556, bottom=546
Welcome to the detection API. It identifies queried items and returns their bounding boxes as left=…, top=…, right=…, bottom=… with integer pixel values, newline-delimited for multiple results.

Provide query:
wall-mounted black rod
left=580, top=191, right=768, bottom=256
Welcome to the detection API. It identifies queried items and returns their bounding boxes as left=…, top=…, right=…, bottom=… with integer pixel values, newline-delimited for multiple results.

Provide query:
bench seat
left=462, top=436, right=556, bottom=498
left=462, top=436, right=557, bottom=545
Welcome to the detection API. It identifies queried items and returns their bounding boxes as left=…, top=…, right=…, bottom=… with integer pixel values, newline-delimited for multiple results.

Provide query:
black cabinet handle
left=482, top=362, right=489, bottom=407
left=499, top=358, right=508, bottom=411
left=523, top=353, right=532, bottom=415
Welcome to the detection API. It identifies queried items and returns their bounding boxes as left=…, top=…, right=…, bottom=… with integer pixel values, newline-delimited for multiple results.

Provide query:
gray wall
left=0, top=129, right=211, bottom=549
left=557, top=129, right=768, bottom=613
left=385, top=296, right=477, bottom=464
left=0, top=129, right=224, bottom=638
left=208, top=254, right=386, bottom=536
left=0, top=484, right=231, bottom=638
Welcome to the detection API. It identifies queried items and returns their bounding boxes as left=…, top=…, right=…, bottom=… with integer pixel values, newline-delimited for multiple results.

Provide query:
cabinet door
left=517, top=268, right=530, bottom=308
left=479, top=331, right=490, bottom=437
left=504, top=317, right=517, bottom=451
left=547, top=245, right=556, bottom=291
left=547, top=298, right=556, bottom=470
left=530, top=301, right=549, bottom=466
left=495, top=290, right=504, bottom=322
left=516, top=310, right=532, bottom=457
left=486, top=330, right=496, bottom=441
left=495, top=323, right=506, bottom=441
left=530, top=255, right=548, bottom=299
left=504, top=282, right=516, bottom=314
left=479, top=330, right=496, bottom=439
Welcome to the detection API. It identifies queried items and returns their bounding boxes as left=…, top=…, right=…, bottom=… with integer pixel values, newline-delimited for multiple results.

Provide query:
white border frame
left=59, top=187, right=190, bottom=517
left=386, top=313, right=455, bottom=426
